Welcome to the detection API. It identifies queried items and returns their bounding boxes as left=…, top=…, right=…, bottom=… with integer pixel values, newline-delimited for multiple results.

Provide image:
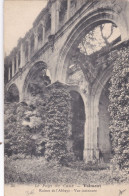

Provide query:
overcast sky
left=4, top=0, right=48, bottom=56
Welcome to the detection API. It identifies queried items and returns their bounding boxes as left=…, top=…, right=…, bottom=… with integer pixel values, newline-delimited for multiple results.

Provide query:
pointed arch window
left=38, top=24, right=43, bottom=43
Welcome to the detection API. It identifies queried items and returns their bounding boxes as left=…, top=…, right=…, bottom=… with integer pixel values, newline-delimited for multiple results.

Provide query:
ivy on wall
left=109, top=43, right=129, bottom=169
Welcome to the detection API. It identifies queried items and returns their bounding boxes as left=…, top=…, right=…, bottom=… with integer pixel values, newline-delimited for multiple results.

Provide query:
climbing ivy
left=108, top=43, right=129, bottom=169
left=45, top=82, right=72, bottom=164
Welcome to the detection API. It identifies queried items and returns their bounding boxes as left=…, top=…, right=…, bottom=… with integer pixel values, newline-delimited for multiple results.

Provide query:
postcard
left=4, top=0, right=129, bottom=196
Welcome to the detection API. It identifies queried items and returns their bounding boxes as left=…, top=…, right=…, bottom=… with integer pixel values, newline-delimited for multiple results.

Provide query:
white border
left=0, top=0, right=4, bottom=196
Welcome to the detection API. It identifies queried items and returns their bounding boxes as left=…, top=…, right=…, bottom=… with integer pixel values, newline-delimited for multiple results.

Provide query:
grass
left=5, top=156, right=129, bottom=185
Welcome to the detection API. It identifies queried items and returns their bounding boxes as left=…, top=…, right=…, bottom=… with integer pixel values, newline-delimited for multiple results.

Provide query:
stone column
left=56, top=0, right=60, bottom=31
left=42, top=23, right=45, bottom=44
left=67, top=0, right=71, bottom=20
left=12, top=58, right=15, bottom=77
left=8, top=66, right=10, bottom=81
left=16, top=53, right=19, bottom=71
left=20, top=42, right=24, bottom=68
left=51, top=2, right=55, bottom=34
left=92, top=93, right=101, bottom=160
left=50, top=1, right=59, bottom=34
left=27, top=39, right=31, bottom=61
left=84, top=91, right=101, bottom=163
left=83, top=94, right=94, bottom=163
left=34, top=29, right=38, bottom=51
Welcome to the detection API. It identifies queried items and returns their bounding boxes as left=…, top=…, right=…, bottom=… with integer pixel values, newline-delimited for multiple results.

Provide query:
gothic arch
left=56, top=8, right=123, bottom=82
left=22, top=61, right=50, bottom=100
left=6, top=83, right=19, bottom=103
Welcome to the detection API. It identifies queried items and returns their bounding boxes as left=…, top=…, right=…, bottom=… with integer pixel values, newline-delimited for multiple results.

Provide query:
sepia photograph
left=4, top=0, right=129, bottom=195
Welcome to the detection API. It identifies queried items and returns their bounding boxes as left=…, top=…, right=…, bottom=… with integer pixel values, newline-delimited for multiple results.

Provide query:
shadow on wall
left=70, top=91, right=85, bottom=160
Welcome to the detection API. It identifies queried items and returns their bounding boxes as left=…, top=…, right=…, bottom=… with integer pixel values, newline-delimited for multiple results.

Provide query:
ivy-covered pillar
left=108, top=42, right=129, bottom=169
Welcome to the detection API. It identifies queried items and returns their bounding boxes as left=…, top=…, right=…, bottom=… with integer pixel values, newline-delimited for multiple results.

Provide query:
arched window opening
left=18, top=51, right=20, bottom=67
left=14, top=56, right=16, bottom=74
left=45, top=14, right=51, bottom=34
left=27, top=68, right=51, bottom=97
left=38, top=24, right=43, bottom=43
left=24, top=41, right=29, bottom=62
left=10, top=64, right=12, bottom=79
left=24, top=62, right=51, bottom=98
left=6, top=84, right=19, bottom=103
left=78, top=22, right=121, bottom=56
left=59, top=0, right=67, bottom=25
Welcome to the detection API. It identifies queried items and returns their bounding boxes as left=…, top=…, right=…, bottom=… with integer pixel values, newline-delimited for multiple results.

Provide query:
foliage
left=4, top=102, right=18, bottom=156
left=5, top=102, right=35, bottom=156
left=4, top=98, right=46, bottom=157
left=44, top=82, right=72, bottom=164
left=108, top=45, right=129, bottom=169
left=4, top=81, right=73, bottom=162
left=5, top=156, right=129, bottom=184
left=78, top=23, right=119, bottom=55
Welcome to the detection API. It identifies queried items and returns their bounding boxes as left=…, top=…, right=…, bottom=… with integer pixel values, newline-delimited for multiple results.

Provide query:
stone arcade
left=4, top=0, right=129, bottom=163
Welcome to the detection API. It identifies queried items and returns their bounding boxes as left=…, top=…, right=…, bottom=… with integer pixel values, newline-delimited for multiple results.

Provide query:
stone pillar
left=34, top=29, right=38, bottom=51
left=93, top=96, right=100, bottom=159
left=27, top=39, right=31, bottom=61
left=67, top=0, right=71, bottom=20
left=8, top=66, right=10, bottom=81
left=50, top=1, right=59, bottom=34
left=42, top=23, right=45, bottom=44
left=83, top=94, right=94, bottom=163
left=16, top=54, right=19, bottom=71
left=20, top=42, right=24, bottom=68
left=56, top=1, right=60, bottom=31
left=12, top=58, right=15, bottom=77
left=83, top=91, right=102, bottom=163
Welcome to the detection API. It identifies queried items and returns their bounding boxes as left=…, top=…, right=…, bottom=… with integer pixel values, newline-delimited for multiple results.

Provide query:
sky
left=4, top=0, right=48, bottom=56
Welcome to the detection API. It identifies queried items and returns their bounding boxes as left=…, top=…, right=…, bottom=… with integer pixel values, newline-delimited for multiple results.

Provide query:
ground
left=5, top=157, right=129, bottom=185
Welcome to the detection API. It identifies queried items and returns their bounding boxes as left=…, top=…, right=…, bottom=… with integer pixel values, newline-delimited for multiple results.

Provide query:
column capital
left=40, top=20, right=45, bottom=27
left=33, top=28, right=38, bottom=37
left=26, top=37, right=30, bottom=44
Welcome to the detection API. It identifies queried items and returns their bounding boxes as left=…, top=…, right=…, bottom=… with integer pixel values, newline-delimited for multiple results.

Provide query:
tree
left=78, top=23, right=119, bottom=55
left=108, top=45, right=129, bottom=169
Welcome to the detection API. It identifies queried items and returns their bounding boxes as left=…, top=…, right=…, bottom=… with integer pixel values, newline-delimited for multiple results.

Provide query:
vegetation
left=5, top=156, right=129, bottom=184
left=4, top=23, right=129, bottom=184
left=4, top=81, right=73, bottom=164
left=4, top=101, right=45, bottom=157
left=45, top=82, right=72, bottom=164
left=78, top=23, right=120, bottom=55
left=109, top=45, right=129, bottom=170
